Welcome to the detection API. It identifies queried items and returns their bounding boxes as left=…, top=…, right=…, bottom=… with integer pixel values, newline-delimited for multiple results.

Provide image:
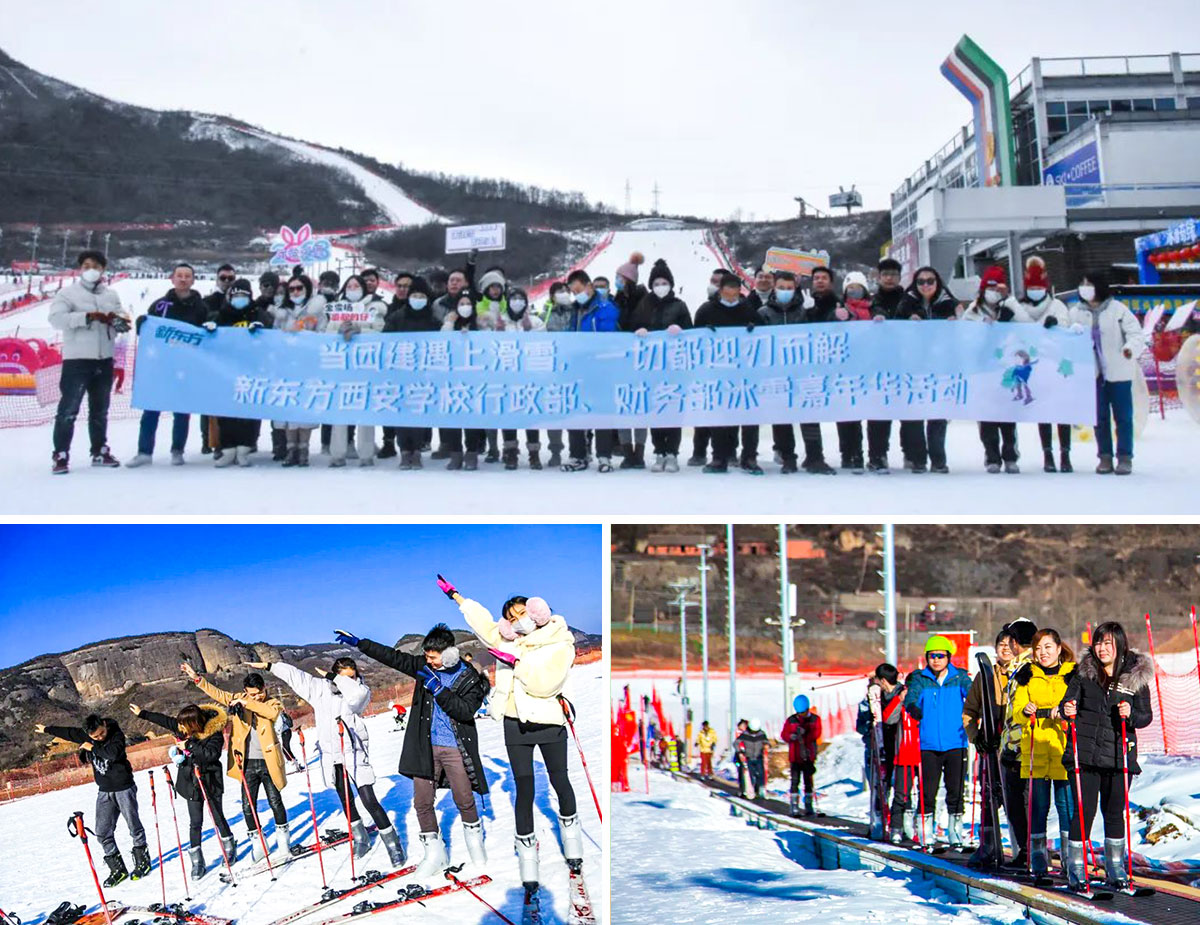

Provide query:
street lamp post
left=727, top=524, right=737, bottom=752
left=698, top=543, right=711, bottom=726
left=779, top=523, right=792, bottom=725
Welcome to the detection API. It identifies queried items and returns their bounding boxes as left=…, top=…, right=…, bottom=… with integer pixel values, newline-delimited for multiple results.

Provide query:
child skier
left=782, top=696, right=821, bottom=816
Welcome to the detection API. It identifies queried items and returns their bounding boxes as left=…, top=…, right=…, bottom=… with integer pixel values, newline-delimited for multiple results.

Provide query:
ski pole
left=969, top=751, right=978, bottom=843
left=1120, top=716, right=1134, bottom=883
left=234, top=752, right=276, bottom=880
left=194, top=764, right=235, bottom=885
left=1143, top=613, right=1169, bottom=754
left=297, top=729, right=327, bottom=889
left=1068, top=717, right=1093, bottom=883
left=337, top=719, right=357, bottom=882
left=1025, top=726, right=1035, bottom=875
left=446, top=867, right=516, bottom=925
left=148, top=769, right=167, bottom=907
left=67, top=812, right=113, bottom=925
left=914, top=726, right=926, bottom=850
left=161, top=766, right=191, bottom=899
left=560, top=696, right=603, bottom=823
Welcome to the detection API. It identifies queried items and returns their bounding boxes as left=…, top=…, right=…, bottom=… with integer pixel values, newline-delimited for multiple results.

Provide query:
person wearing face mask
left=273, top=274, right=325, bottom=467
left=442, top=577, right=581, bottom=909
left=322, top=274, right=387, bottom=468
left=539, top=281, right=575, bottom=467
left=687, top=268, right=736, bottom=467
left=756, top=270, right=806, bottom=473
left=440, top=291, right=488, bottom=470
left=558, top=270, right=621, bottom=472
left=473, top=266, right=509, bottom=463
left=865, top=259, right=908, bottom=473
left=128, top=263, right=209, bottom=468
left=895, top=266, right=960, bottom=473
left=376, top=272, right=415, bottom=461
left=315, top=271, right=343, bottom=456
left=792, top=266, right=843, bottom=475
left=384, top=276, right=440, bottom=469
left=200, top=263, right=238, bottom=456
left=695, top=273, right=762, bottom=474
left=1076, top=269, right=1143, bottom=475
left=613, top=256, right=650, bottom=469
left=48, top=249, right=131, bottom=474
left=826, top=270, right=877, bottom=475
left=629, top=259, right=693, bottom=472
left=212, top=278, right=269, bottom=468
left=496, top=286, right=547, bottom=470
left=1020, top=257, right=1085, bottom=473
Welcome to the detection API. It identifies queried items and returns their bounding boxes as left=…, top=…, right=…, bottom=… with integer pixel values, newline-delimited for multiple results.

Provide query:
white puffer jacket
left=271, top=293, right=327, bottom=332
left=459, top=598, right=575, bottom=726
left=961, top=296, right=1032, bottom=323
left=1085, top=298, right=1145, bottom=382
left=495, top=310, right=546, bottom=333
left=1021, top=295, right=1086, bottom=329
left=270, top=662, right=374, bottom=788
left=48, top=280, right=130, bottom=360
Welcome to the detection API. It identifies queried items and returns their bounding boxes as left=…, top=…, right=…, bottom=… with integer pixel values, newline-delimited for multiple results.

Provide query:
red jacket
left=886, top=685, right=920, bottom=767
left=781, top=711, right=821, bottom=764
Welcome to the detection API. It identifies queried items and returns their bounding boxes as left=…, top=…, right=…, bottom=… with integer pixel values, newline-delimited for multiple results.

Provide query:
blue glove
left=168, top=745, right=186, bottom=765
left=334, top=629, right=359, bottom=646
left=417, top=667, right=444, bottom=695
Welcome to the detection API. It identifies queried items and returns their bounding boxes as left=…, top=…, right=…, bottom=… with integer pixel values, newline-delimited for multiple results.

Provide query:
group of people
left=853, top=619, right=1152, bottom=893
left=33, top=576, right=583, bottom=907
left=49, top=246, right=1146, bottom=477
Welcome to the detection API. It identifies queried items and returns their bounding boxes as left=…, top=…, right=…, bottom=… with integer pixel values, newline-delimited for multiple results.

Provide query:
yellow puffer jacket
left=1011, top=660, right=1075, bottom=780
left=697, top=727, right=718, bottom=753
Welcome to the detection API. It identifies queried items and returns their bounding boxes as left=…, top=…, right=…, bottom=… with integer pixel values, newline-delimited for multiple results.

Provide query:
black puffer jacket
left=384, top=301, right=441, bottom=333
left=626, top=289, right=692, bottom=332
left=140, top=705, right=228, bottom=800
left=136, top=289, right=209, bottom=334
left=870, top=286, right=907, bottom=320
left=1061, top=649, right=1154, bottom=773
left=43, top=719, right=134, bottom=792
left=355, top=639, right=491, bottom=794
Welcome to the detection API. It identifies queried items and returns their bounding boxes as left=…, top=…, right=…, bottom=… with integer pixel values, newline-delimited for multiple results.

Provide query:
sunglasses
left=916, top=277, right=937, bottom=286
left=287, top=286, right=306, bottom=293
left=927, top=652, right=949, bottom=659
left=218, top=274, right=235, bottom=282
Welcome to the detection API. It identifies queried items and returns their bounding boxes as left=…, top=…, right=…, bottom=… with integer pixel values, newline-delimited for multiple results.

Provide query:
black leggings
left=508, top=735, right=577, bottom=836
left=280, top=730, right=296, bottom=763
left=1069, top=767, right=1126, bottom=841
left=919, top=748, right=967, bottom=815
left=241, top=758, right=287, bottom=830
left=332, top=765, right=392, bottom=831
left=188, top=796, right=232, bottom=847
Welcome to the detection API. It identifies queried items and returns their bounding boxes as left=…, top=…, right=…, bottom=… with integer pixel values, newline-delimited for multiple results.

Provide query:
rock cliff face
left=0, top=625, right=601, bottom=770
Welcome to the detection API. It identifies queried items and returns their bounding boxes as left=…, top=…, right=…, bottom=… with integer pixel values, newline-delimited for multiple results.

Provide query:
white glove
left=635, top=328, right=649, bottom=337
left=1069, top=323, right=1085, bottom=334
left=202, top=321, right=217, bottom=332
left=981, top=314, right=996, bottom=324
left=802, top=291, right=815, bottom=310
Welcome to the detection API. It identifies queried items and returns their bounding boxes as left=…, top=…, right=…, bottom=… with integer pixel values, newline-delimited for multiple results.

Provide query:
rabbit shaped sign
left=269, top=223, right=333, bottom=266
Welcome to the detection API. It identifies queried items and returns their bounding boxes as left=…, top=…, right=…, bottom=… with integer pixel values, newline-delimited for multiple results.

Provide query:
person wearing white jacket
left=254, top=656, right=405, bottom=867
left=496, top=287, right=546, bottom=470
left=440, top=575, right=583, bottom=903
left=1021, top=257, right=1088, bottom=473
left=962, top=266, right=1032, bottom=473
left=321, top=275, right=387, bottom=468
left=1078, top=269, right=1145, bottom=474
left=48, top=250, right=131, bottom=474
left=271, top=274, right=326, bottom=466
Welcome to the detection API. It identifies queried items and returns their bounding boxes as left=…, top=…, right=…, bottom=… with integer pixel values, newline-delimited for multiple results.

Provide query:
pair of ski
left=62, top=903, right=232, bottom=925
left=223, top=826, right=376, bottom=882
left=297, top=875, right=491, bottom=925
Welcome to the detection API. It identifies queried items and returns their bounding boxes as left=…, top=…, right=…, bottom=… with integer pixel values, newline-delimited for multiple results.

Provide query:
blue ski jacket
left=903, top=663, right=971, bottom=751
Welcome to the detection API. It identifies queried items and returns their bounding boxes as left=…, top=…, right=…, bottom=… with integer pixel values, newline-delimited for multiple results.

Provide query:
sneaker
left=867, top=457, right=890, bottom=474
left=126, top=453, right=153, bottom=468
left=686, top=455, right=707, bottom=467
left=561, top=458, right=589, bottom=472
left=703, top=461, right=729, bottom=474
left=597, top=458, right=614, bottom=473
left=849, top=455, right=865, bottom=474
left=91, top=446, right=121, bottom=468
left=1004, top=461, right=1020, bottom=474
left=650, top=454, right=667, bottom=473
left=170, top=451, right=185, bottom=466
left=740, top=459, right=764, bottom=475
left=52, top=451, right=69, bottom=475
left=930, top=463, right=949, bottom=474
left=663, top=454, right=680, bottom=473
left=329, top=457, right=347, bottom=469
left=910, top=461, right=928, bottom=474
left=985, top=462, right=1001, bottom=474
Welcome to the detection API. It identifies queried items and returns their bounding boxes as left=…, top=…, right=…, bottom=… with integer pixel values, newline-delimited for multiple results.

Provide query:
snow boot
left=126, top=453, right=153, bottom=468
left=1060, top=450, right=1073, bottom=473
left=1043, top=449, right=1057, bottom=472
left=463, top=819, right=487, bottom=867
left=1004, top=460, right=1020, bottom=474
left=271, top=429, right=287, bottom=462
left=1104, top=837, right=1130, bottom=889
left=503, top=444, right=519, bottom=470
left=1031, top=834, right=1049, bottom=878
left=272, top=822, right=293, bottom=862
left=650, top=454, right=666, bottom=472
left=170, top=450, right=185, bottom=466
left=528, top=443, right=542, bottom=470
left=52, top=451, right=69, bottom=475
left=221, top=833, right=237, bottom=862
left=409, top=450, right=422, bottom=469
left=515, top=832, right=539, bottom=885
left=282, top=446, right=300, bottom=467
left=413, top=831, right=448, bottom=884
left=1115, top=455, right=1132, bottom=475
left=663, top=454, right=680, bottom=473
left=946, top=813, right=964, bottom=848
left=446, top=452, right=464, bottom=471
left=189, top=846, right=206, bottom=880
left=130, top=845, right=151, bottom=880
left=464, top=451, right=479, bottom=471
left=548, top=449, right=562, bottom=468
left=379, top=824, right=406, bottom=867
left=214, top=447, right=238, bottom=468
left=789, top=794, right=800, bottom=818
left=485, top=447, right=500, bottom=464
left=619, top=442, right=646, bottom=469
left=102, top=852, right=129, bottom=887
left=398, top=450, right=415, bottom=471
left=298, top=446, right=310, bottom=467
left=559, top=813, right=583, bottom=863
left=1096, top=454, right=1114, bottom=474
left=91, top=446, right=120, bottom=467
left=985, top=462, right=1001, bottom=474
left=803, top=794, right=814, bottom=817
left=350, top=820, right=371, bottom=859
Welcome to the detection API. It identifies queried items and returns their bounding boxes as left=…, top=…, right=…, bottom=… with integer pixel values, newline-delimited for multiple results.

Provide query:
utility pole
left=879, top=524, right=898, bottom=665
left=103, top=233, right=111, bottom=262
left=85, top=230, right=93, bottom=250
left=698, top=543, right=711, bottom=726
left=779, top=524, right=792, bottom=725
left=61, top=229, right=70, bottom=268
left=668, top=580, right=696, bottom=765
left=652, top=181, right=661, bottom=216
left=727, top=523, right=737, bottom=751
left=624, top=178, right=632, bottom=215
left=30, top=226, right=41, bottom=265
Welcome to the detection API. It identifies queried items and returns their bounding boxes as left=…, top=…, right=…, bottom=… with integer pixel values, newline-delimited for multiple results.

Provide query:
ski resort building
left=889, top=51, right=1200, bottom=292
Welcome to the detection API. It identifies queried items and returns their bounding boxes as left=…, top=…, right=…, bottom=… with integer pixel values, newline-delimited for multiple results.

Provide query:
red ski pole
left=560, top=697, right=603, bottom=823
left=234, top=752, right=276, bottom=880
left=1190, top=606, right=1200, bottom=699
left=337, top=719, right=357, bottom=882
left=193, top=764, right=235, bottom=885
left=297, top=729, right=327, bottom=889
left=446, top=868, right=516, bottom=924
left=1143, top=613, right=1169, bottom=754
left=67, top=812, right=113, bottom=925
left=148, top=769, right=167, bottom=907
left=1120, top=716, right=1134, bottom=884
left=1068, top=717, right=1093, bottom=884
left=639, top=706, right=649, bottom=795
left=160, top=766, right=191, bottom=899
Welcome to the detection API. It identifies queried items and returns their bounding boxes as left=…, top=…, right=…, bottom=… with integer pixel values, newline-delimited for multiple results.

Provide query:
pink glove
left=436, top=574, right=457, bottom=599
left=488, top=648, right=518, bottom=667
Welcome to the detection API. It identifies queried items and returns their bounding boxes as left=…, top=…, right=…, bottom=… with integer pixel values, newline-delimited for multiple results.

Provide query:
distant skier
left=35, top=715, right=149, bottom=886
left=389, top=701, right=409, bottom=731
left=782, top=695, right=821, bottom=816
left=736, top=718, right=769, bottom=800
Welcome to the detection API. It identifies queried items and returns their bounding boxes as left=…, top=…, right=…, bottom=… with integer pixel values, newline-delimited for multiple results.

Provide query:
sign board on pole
left=1042, top=140, right=1103, bottom=207
left=269, top=224, right=332, bottom=266
left=788, top=583, right=798, bottom=618
left=763, top=246, right=829, bottom=277
left=446, top=223, right=507, bottom=254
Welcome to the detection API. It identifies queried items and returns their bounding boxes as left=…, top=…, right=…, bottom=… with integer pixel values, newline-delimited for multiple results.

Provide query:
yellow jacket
left=696, top=727, right=718, bottom=753
left=1012, top=660, right=1075, bottom=780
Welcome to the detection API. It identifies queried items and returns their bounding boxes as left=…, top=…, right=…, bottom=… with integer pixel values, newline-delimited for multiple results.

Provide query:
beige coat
left=194, top=675, right=287, bottom=791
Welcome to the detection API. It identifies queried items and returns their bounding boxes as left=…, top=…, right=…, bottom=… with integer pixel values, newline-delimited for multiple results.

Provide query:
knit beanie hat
left=649, top=259, right=674, bottom=287
left=925, top=634, right=957, bottom=656
left=1024, top=256, right=1049, bottom=290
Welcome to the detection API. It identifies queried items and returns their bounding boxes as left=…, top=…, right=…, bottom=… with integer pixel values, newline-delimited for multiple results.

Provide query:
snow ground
left=0, top=665, right=605, bottom=925
left=611, top=769, right=1026, bottom=925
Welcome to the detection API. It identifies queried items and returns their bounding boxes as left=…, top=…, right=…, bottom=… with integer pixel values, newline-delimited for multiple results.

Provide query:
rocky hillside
left=0, top=625, right=600, bottom=770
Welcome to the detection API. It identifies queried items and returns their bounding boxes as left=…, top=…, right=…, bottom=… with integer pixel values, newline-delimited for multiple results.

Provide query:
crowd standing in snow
left=47, top=247, right=1148, bottom=477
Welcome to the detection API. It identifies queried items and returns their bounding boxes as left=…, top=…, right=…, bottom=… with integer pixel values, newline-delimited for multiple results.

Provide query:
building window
left=1155, top=97, right=1177, bottom=111
left=1067, top=100, right=1088, bottom=115
left=1132, top=98, right=1155, bottom=111
left=1067, top=113, right=1090, bottom=132
left=1088, top=100, right=1110, bottom=115
left=1048, top=115, right=1068, bottom=138
left=1189, top=97, right=1200, bottom=110
left=1111, top=99, right=1133, bottom=112
left=1046, top=100, right=1066, bottom=116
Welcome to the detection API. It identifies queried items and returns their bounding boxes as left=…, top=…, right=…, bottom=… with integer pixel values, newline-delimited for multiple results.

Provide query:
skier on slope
left=782, top=695, right=821, bottom=816
left=247, top=656, right=406, bottom=867
left=331, top=621, right=491, bottom=885
left=736, top=718, right=770, bottom=800
left=128, top=701, right=236, bottom=879
left=35, top=715, right=150, bottom=886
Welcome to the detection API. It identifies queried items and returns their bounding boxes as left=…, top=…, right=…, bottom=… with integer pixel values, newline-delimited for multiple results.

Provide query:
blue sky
left=0, top=524, right=601, bottom=669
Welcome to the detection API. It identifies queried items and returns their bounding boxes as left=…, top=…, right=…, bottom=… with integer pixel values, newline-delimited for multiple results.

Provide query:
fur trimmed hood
left=185, top=704, right=227, bottom=740
left=1075, top=648, right=1153, bottom=693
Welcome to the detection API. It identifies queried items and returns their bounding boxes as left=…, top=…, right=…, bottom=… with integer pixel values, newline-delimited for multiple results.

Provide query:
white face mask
left=652, top=283, right=671, bottom=298
left=81, top=268, right=102, bottom=284
left=706, top=284, right=718, bottom=297
left=1025, top=288, right=1046, bottom=302
left=1078, top=284, right=1096, bottom=303
left=510, top=299, right=527, bottom=313
left=983, top=289, right=1002, bottom=306
left=513, top=616, right=536, bottom=636
left=457, top=303, right=473, bottom=318
left=273, top=293, right=285, bottom=306
left=554, top=291, right=572, bottom=306
left=345, top=288, right=363, bottom=302
left=291, top=294, right=306, bottom=306
left=409, top=296, right=428, bottom=310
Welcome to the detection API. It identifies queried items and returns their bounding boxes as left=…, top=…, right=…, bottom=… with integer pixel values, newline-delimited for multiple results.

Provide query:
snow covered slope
left=0, top=665, right=605, bottom=925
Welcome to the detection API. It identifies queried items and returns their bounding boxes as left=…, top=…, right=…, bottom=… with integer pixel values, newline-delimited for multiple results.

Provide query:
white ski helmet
left=748, top=717, right=763, bottom=732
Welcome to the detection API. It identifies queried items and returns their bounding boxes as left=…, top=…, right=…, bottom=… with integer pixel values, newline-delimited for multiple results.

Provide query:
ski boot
left=559, top=813, right=583, bottom=864
left=463, top=819, right=487, bottom=867
left=803, top=794, right=815, bottom=817
left=887, top=811, right=905, bottom=844
left=103, top=852, right=129, bottom=887
left=789, top=793, right=800, bottom=818
left=1103, top=837, right=1130, bottom=890
left=1065, top=839, right=1089, bottom=892
left=220, top=833, right=237, bottom=862
left=902, top=810, right=916, bottom=843
left=1031, top=834, right=1049, bottom=880
left=946, top=814, right=964, bottom=849
left=350, top=820, right=371, bottom=859
left=249, top=827, right=266, bottom=862
left=189, top=845, right=207, bottom=880
left=516, top=832, right=541, bottom=923
left=273, top=822, right=294, bottom=862
left=413, top=830, right=448, bottom=885
left=130, top=845, right=151, bottom=880
left=379, top=824, right=406, bottom=867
